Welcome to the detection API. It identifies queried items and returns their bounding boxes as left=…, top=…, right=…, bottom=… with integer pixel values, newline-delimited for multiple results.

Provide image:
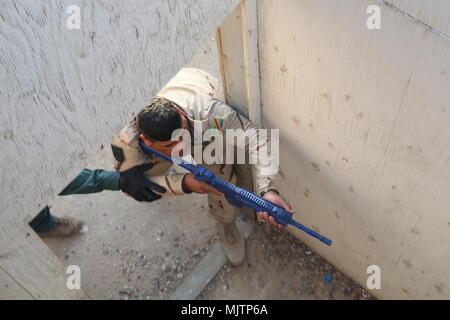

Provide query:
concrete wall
left=258, top=0, right=450, bottom=299
left=0, top=0, right=239, bottom=298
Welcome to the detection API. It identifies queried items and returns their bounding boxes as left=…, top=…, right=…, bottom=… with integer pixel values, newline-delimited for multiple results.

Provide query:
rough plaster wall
left=258, top=0, right=450, bottom=299
left=0, top=0, right=239, bottom=298
left=0, top=0, right=239, bottom=221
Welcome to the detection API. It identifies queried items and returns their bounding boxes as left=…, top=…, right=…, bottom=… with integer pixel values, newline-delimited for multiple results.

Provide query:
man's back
left=156, top=67, right=221, bottom=120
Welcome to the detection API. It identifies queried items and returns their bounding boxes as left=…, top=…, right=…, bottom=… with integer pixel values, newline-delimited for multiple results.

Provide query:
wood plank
left=0, top=267, right=34, bottom=300
left=217, top=0, right=261, bottom=123
left=241, top=0, right=262, bottom=126
left=216, top=0, right=261, bottom=221
left=0, top=216, right=88, bottom=299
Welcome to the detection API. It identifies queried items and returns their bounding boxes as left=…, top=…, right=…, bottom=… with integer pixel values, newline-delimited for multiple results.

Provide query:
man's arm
left=213, top=99, right=293, bottom=227
left=112, top=126, right=191, bottom=198
left=212, top=99, right=278, bottom=195
left=58, top=169, right=120, bottom=195
left=58, top=164, right=166, bottom=202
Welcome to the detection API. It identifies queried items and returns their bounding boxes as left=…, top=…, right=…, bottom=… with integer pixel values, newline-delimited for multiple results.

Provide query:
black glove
left=119, top=163, right=166, bottom=202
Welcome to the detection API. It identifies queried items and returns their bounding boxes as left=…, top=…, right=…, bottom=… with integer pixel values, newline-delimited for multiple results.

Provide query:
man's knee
left=204, top=164, right=239, bottom=223
left=207, top=195, right=238, bottom=224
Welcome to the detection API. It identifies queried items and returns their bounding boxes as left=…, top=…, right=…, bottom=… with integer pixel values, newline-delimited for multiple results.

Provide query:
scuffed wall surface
left=258, top=0, right=450, bottom=299
left=384, top=0, right=450, bottom=36
left=0, top=0, right=239, bottom=221
left=0, top=0, right=238, bottom=298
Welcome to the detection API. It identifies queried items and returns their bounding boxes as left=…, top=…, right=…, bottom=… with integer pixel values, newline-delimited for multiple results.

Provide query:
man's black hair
left=137, top=97, right=181, bottom=141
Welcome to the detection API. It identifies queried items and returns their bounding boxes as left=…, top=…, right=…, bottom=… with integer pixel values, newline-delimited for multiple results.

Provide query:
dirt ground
left=43, top=146, right=217, bottom=300
left=41, top=35, right=374, bottom=300
left=198, top=224, right=373, bottom=300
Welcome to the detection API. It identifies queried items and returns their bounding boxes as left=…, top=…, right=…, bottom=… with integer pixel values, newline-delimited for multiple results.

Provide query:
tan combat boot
left=216, top=221, right=245, bottom=266
left=38, top=216, right=84, bottom=237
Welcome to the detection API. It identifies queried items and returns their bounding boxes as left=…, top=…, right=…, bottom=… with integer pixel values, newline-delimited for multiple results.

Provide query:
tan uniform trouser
left=204, top=163, right=239, bottom=225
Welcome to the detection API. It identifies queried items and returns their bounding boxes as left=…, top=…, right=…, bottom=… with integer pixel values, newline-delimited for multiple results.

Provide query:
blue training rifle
left=138, top=139, right=332, bottom=246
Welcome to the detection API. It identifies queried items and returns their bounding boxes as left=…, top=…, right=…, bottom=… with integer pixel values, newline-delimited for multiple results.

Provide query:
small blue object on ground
left=324, top=274, right=333, bottom=282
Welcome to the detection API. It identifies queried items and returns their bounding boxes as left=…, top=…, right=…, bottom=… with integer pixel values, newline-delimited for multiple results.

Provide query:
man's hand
left=258, top=191, right=293, bottom=228
left=182, top=173, right=224, bottom=197
left=119, top=163, right=166, bottom=202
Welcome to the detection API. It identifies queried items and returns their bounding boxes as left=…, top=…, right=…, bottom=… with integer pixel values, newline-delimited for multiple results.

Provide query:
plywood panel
left=217, top=5, right=248, bottom=116
left=385, top=0, right=450, bottom=37
left=258, top=0, right=450, bottom=299
left=217, top=0, right=261, bottom=222
left=0, top=268, right=34, bottom=300
left=0, top=215, right=87, bottom=299
left=0, top=0, right=239, bottom=299
left=0, top=0, right=240, bottom=222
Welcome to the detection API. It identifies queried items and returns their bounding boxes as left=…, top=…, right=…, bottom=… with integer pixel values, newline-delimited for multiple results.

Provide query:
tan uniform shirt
left=111, top=67, right=278, bottom=196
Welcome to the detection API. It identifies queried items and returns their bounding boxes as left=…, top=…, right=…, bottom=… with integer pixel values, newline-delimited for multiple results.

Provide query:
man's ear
left=140, top=134, right=154, bottom=146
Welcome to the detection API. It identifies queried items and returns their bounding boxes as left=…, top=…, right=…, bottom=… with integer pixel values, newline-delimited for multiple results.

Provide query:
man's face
left=141, top=111, right=189, bottom=157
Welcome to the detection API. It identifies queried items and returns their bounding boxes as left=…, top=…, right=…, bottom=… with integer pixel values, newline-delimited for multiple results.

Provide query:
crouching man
left=111, top=68, right=293, bottom=266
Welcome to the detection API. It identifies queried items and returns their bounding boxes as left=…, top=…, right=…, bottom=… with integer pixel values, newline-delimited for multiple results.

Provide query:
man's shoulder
left=116, top=119, right=140, bottom=146
left=208, top=99, right=251, bottom=122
